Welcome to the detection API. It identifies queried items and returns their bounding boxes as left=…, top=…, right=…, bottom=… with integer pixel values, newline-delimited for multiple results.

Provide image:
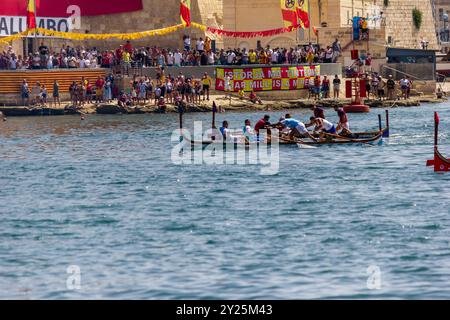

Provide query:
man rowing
left=219, top=120, right=240, bottom=142
left=310, top=117, right=337, bottom=136
left=254, top=115, right=271, bottom=134
left=254, top=115, right=272, bottom=141
left=243, top=119, right=257, bottom=142
left=277, top=114, right=318, bottom=142
left=334, top=106, right=352, bottom=135
left=306, top=105, right=326, bottom=128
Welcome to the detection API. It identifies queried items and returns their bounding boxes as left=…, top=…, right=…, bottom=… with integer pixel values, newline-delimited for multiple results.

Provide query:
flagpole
left=33, top=0, right=37, bottom=52
left=308, top=0, right=311, bottom=43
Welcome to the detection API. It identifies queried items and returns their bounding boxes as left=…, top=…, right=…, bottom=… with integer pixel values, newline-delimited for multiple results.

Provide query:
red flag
left=27, top=0, right=37, bottom=29
left=180, top=0, right=191, bottom=27
left=296, top=0, right=310, bottom=28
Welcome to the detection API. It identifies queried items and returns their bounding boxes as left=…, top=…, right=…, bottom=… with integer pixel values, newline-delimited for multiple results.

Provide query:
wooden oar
left=278, top=135, right=318, bottom=149
left=323, top=132, right=375, bottom=146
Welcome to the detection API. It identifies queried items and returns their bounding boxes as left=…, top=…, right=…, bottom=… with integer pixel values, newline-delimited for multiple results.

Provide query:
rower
left=219, top=121, right=237, bottom=142
left=313, top=105, right=326, bottom=119
left=334, top=106, right=352, bottom=135
left=254, top=115, right=272, bottom=140
left=310, top=117, right=337, bottom=135
left=306, top=105, right=326, bottom=128
left=242, top=119, right=256, bottom=143
left=278, top=114, right=317, bottom=142
left=220, top=121, right=230, bottom=139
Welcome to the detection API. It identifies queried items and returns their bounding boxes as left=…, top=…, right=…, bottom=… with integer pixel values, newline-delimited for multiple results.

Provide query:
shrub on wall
left=412, top=8, right=423, bottom=30
left=384, top=0, right=389, bottom=7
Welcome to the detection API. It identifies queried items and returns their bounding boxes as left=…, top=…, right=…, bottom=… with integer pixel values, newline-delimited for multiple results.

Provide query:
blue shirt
left=281, top=119, right=301, bottom=129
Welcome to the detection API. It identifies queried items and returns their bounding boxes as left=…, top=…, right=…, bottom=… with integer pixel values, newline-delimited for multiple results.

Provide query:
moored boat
left=426, top=112, right=450, bottom=172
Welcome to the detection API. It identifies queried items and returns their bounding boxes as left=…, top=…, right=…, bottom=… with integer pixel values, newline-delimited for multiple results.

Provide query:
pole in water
left=383, top=109, right=390, bottom=138
left=435, top=111, right=439, bottom=147
left=212, top=101, right=217, bottom=141
left=378, top=114, right=382, bottom=132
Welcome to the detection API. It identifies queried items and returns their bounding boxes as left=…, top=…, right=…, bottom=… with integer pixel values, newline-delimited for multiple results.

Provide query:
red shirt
left=255, top=119, right=269, bottom=133
left=95, top=79, right=105, bottom=88
left=124, top=43, right=133, bottom=53
left=115, top=48, right=123, bottom=60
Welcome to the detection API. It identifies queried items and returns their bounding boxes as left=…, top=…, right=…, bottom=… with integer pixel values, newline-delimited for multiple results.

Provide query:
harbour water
left=1, top=103, right=450, bottom=299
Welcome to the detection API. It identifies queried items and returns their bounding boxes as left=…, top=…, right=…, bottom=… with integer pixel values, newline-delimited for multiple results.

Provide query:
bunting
left=192, top=22, right=302, bottom=38
left=0, top=22, right=305, bottom=45
left=180, top=0, right=191, bottom=27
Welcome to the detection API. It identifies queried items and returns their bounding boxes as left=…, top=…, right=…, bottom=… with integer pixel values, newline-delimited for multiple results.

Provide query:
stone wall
left=2, top=0, right=224, bottom=53
left=223, top=0, right=320, bottom=49
left=381, top=0, right=439, bottom=50
left=73, top=0, right=223, bottom=50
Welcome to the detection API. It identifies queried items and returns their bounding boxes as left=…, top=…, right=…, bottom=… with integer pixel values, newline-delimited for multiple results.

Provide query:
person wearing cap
left=387, top=75, right=396, bottom=100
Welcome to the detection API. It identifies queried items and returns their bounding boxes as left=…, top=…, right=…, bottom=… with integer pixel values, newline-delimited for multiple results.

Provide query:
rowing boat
left=183, top=130, right=383, bottom=146
left=426, top=112, right=450, bottom=172
left=178, top=109, right=388, bottom=147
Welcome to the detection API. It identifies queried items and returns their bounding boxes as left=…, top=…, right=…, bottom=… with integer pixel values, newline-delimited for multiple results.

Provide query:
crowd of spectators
left=1, top=36, right=342, bottom=70
left=19, top=67, right=215, bottom=111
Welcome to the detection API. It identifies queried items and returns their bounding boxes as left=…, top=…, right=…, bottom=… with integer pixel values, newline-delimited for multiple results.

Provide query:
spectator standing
left=174, top=49, right=183, bottom=67
left=183, top=35, right=191, bottom=51
left=332, top=38, right=341, bottom=62
left=53, top=80, right=60, bottom=107
left=321, top=76, right=330, bottom=99
left=196, top=38, right=205, bottom=53
left=333, top=75, right=341, bottom=99
left=32, top=81, right=41, bottom=105
left=201, top=72, right=212, bottom=101
left=21, top=80, right=30, bottom=106
left=386, top=75, right=396, bottom=100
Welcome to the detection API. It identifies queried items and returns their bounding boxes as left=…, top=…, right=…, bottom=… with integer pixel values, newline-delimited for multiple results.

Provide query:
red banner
left=1, top=0, right=143, bottom=17
left=215, top=66, right=321, bottom=92
left=206, top=24, right=300, bottom=38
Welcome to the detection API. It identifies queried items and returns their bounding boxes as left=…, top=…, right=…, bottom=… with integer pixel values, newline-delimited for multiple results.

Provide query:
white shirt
left=207, top=52, right=215, bottom=64
left=271, top=51, right=279, bottom=63
left=196, top=40, right=205, bottom=51
left=167, top=53, right=174, bottom=65
left=224, top=76, right=232, bottom=91
left=174, top=52, right=182, bottom=65
left=227, top=52, right=236, bottom=64
left=9, top=58, right=17, bottom=69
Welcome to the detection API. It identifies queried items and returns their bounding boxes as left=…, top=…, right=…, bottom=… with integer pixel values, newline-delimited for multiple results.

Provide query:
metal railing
left=380, top=65, right=431, bottom=84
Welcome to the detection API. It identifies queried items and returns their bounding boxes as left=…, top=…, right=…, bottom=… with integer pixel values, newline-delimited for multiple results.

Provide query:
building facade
left=224, top=0, right=439, bottom=58
left=1, top=0, right=440, bottom=58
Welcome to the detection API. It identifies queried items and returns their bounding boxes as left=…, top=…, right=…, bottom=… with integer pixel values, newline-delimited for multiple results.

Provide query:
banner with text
left=0, top=16, right=71, bottom=36
left=215, top=66, right=320, bottom=92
